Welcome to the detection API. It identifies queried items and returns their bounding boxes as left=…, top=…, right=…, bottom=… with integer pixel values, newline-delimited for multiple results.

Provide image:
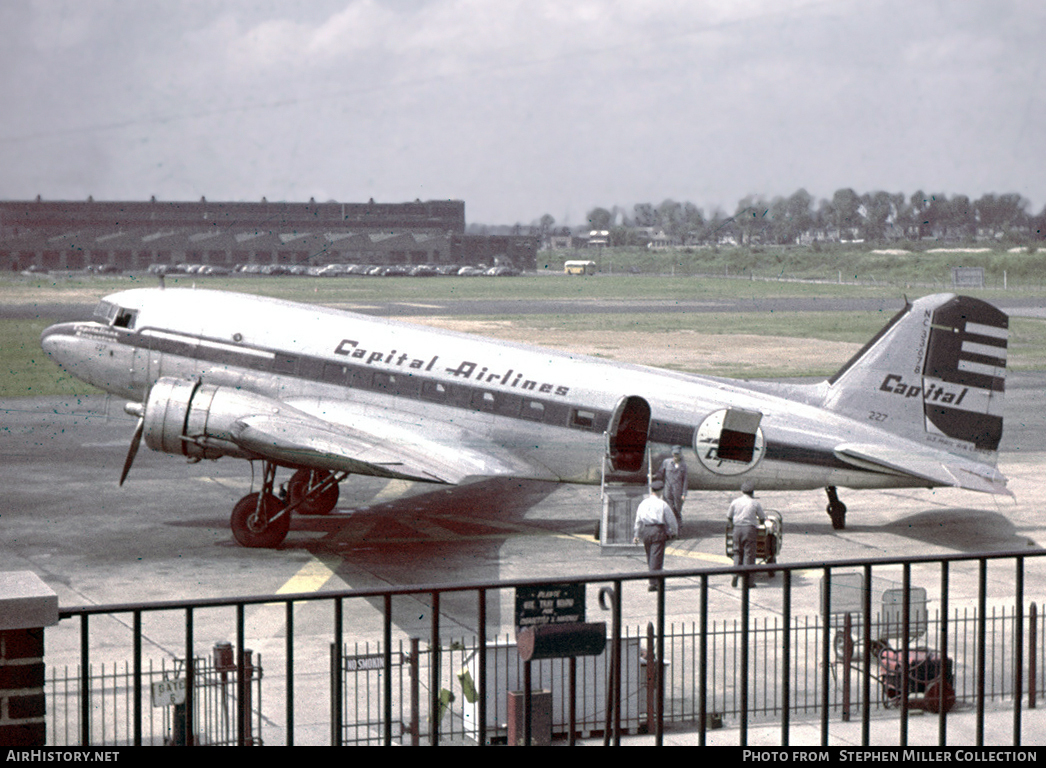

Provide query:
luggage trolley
left=824, top=573, right=954, bottom=713
left=725, top=509, right=783, bottom=572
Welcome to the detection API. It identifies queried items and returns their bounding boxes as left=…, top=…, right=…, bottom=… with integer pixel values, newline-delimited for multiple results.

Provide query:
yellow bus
left=564, top=260, right=596, bottom=275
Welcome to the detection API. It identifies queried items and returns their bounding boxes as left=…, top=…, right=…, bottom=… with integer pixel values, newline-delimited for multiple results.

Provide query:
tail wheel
left=288, top=469, right=340, bottom=515
left=231, top=492, right=290, bottom=548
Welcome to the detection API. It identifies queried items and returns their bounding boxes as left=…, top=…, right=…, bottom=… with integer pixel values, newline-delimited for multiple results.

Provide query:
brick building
left=0, top=198, right=537, bottom=272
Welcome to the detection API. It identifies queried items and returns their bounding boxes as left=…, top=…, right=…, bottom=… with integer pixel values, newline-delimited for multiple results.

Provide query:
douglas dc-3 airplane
left=41, top=288, right=1010, bottom=548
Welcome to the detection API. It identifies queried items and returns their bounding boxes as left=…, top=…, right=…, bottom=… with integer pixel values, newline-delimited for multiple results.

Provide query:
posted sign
left=515, top=584, right=585, bottom=628
left=151, top=677, right=187, bottom=707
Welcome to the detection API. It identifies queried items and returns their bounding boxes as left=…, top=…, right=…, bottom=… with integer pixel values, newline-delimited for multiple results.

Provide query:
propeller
left=119, top=401, right=145, bottom=486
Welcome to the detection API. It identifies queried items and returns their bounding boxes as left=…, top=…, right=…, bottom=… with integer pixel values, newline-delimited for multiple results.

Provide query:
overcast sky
left=2, top=0, right=1043, bottom=226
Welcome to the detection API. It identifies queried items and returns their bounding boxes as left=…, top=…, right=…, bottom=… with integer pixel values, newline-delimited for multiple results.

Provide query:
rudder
left=823, top=294, right=1008, bottom=456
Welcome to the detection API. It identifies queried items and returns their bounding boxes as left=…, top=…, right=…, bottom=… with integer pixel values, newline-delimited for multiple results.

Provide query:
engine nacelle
left=142, top=377, right=283, bottom=461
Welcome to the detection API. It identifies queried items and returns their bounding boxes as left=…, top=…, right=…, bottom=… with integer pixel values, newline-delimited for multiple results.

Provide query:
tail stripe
left=960, top=340, right=1006, bottom=361
left=965, top=321, right=1008, bottom=340
left=957, top=359, right=1006, bottom=378
left=922, top=296, right=1007, bottom=450
left=823, top=293, right=1008, bottom=457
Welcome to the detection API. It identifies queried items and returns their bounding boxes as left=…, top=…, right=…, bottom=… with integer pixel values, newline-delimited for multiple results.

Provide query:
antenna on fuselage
left=158, top=273, right=165, bottom=290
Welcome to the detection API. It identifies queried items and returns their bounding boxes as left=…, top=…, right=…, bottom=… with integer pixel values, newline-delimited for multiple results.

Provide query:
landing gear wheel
left=231, top=492, right=290, bottom=548
left=288, top=469, right=339, bottom=515
left=882, top=684, right=900, bottom=709
left=924, top=679, right=956, bottom=714
left=825, top=486, right=847, bottom=530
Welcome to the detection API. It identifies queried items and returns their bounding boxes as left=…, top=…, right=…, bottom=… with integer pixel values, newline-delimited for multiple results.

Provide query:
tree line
left=543, top=189, right=1043, bottom=246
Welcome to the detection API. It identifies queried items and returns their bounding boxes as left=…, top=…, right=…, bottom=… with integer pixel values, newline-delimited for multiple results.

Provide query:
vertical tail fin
left=824, top=294, right=1008, bottom=457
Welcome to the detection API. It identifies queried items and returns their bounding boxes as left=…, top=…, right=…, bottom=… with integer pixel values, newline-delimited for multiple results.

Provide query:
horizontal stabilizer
left=834, top=443, right=1011, bottom=496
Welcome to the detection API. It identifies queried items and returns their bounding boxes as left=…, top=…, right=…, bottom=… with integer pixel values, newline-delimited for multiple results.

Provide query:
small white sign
left=151, top=678, right=186, bottom=707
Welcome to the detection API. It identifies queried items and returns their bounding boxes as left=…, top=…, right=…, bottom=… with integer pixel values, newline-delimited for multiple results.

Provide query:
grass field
left=2, top=268, right=1043, bottom=397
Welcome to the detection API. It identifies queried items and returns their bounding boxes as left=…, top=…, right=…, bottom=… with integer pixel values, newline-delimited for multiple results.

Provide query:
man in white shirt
left=633, top=480, right=679, bottom=591
left=728, top=480, right=765, bottom=588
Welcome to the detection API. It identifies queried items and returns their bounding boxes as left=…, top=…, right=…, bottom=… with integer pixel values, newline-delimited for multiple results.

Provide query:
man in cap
left=633, top=480, right=678, bottom=591
left=727, top=479, right=765, bottom=588
left=656, top=445, right=689, bottom=532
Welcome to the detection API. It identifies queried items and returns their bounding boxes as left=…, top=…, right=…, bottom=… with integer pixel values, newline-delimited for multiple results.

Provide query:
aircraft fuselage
left=41, top=288, right=940, bottom=493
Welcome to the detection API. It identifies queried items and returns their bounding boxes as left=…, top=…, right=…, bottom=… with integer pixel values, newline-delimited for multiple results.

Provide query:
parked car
left=316, top=264, right=351, bottom=277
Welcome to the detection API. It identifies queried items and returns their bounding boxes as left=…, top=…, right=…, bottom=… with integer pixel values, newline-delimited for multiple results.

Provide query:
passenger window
left=322, top=362, right=349, bottom=383
left=421, top=381, right=448, bottom=402
left=471, top=390, right=497, bottom=412
left=522, top=400, right=546, bottom=421
left=273, top=354, right=298, bottom=375
left=570, top=408, right=596, bottom=429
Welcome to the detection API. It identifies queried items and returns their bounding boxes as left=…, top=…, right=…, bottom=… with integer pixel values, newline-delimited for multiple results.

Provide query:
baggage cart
left=725, top=509, right=782, bottom=572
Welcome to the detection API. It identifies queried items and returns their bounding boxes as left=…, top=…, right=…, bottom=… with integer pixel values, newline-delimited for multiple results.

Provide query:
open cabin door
left=599, top=395, right=652, bottom=552
left=605, top=395, right=651, bottom=473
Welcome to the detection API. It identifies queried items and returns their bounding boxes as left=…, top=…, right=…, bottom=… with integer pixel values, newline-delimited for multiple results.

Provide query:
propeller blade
left=119, top=417, right=144, bottom=486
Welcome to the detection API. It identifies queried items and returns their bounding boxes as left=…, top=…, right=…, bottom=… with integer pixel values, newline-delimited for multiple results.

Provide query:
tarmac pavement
left=2, top=372, right=1045, bottom=746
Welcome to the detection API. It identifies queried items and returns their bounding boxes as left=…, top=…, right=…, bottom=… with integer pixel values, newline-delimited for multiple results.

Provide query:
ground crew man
left=656, top=445, right=688, bottom=531
left=633, top=480, right=678, bottom=591
left=728, top=479, right=765, bottom=588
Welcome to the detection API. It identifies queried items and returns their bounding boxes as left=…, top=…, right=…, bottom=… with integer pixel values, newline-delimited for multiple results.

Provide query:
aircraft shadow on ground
left=879, top=507, right=1035, bottom=553
left=775, top=507, right=1033, bottom=553
left=288, top=477, right=567, bottom=560
left=288, top=477, right=569, bottom=633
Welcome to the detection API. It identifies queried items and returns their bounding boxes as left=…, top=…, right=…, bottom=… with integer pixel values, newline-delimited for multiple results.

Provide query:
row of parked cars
left=143, top=262, right=521, bottom=277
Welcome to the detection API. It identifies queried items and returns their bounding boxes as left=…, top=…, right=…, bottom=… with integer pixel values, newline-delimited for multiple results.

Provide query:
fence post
left=409, top=637, right=420, bottom=746
left=645, top=622, right=655, bottom=733
left=0, top=572, right=59, bottom=746
left=1030, top=603, right=1038, bottom=709
left=842, top=612, right=853, bottom=721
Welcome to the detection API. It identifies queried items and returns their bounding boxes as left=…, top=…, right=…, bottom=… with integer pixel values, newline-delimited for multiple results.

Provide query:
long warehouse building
left=0, top=197, right=537, bottom=272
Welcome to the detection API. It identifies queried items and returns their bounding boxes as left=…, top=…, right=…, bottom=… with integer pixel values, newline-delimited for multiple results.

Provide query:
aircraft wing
left=833, top=443, right=1011, bottom=496
left=228, top=399, right=554, bottom=485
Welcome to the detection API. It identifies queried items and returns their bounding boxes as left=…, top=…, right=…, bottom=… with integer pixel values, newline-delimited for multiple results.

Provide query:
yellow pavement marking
left=371, top=479, right=414, bottom=503
left=276, top=556, right=340, bottom=595
left=667, top=547, right=733, bottom=565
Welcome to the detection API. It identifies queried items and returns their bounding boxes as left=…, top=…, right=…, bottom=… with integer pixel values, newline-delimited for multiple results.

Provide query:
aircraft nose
left=40, top=322, right=79, bottom=365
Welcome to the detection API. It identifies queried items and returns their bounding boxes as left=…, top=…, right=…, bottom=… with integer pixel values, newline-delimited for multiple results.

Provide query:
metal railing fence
left=49, top=548, right=1045, bottom=746
left=47, top=654, right=262, bottom=746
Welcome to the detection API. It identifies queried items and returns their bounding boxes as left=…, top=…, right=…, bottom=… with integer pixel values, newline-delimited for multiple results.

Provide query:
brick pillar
left=0, top=572, right=59, bottom=746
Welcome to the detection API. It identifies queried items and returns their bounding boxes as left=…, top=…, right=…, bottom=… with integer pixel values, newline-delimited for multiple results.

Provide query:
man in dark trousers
left=633, top=480, right=678, bottom=591
left=727, top=480, right=765, bottom=588
left=656, top=445, right=688, bottom=531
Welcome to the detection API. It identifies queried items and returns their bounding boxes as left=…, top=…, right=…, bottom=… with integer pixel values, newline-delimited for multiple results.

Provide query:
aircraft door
left=694, top=407, right=765, bottom=475
left=605, top=395, right=651, bottom=473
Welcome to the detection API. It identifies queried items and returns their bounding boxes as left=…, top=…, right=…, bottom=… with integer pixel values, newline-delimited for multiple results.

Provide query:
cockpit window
left=93, top=300, right=137, bottom=329
left=93, top=300, right=117, bottom=323
left=113, top=308, right=138, bottom=329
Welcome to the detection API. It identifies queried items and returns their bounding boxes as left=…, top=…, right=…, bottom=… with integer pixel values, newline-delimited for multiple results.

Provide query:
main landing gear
left=825, top=486, right=847, bottom=530
left=230, top=463, right=346, bottom=548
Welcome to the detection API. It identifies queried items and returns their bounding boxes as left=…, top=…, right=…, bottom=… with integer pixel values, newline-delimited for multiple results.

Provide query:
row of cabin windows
left=310, top=360, right=603, bottom=431
left=119, top=329, right=606, bottom=433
